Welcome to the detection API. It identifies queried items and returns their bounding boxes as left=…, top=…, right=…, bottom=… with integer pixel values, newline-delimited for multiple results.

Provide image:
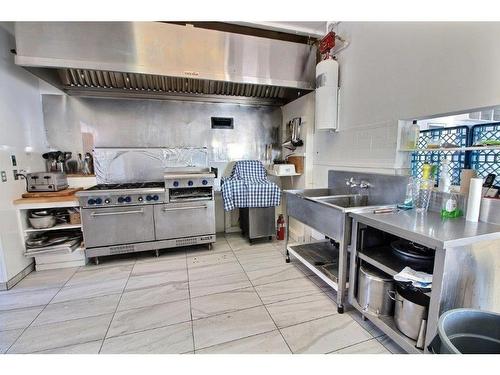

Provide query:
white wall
left=280, top=92, right=315, bottom=242
left=0, top=24, right=47, bottom=283
left=314, top=22, right=500, bottom=184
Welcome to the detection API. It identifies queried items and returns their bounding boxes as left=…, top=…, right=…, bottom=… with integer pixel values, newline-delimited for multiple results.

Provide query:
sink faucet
left=345, top=177, right=371, bottom=189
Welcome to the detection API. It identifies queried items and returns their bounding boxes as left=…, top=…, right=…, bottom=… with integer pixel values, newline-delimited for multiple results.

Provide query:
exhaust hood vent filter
left=58, top=68, right=288, bottom=99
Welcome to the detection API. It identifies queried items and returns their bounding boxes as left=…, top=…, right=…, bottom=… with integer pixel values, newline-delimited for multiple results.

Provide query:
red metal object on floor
left=276, top=214, right=285, bottom=241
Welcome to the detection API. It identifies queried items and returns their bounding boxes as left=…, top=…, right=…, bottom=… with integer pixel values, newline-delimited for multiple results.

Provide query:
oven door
left=154, top=200, right=215, bottom=240
left=81, top=205, right=155, bottom=248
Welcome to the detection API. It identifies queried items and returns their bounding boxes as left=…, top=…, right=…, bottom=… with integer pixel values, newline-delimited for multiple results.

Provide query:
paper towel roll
left=466, top=178, right=484, bottom=222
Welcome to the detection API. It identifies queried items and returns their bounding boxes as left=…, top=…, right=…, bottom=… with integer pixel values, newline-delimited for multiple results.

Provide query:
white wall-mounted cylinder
left=315, top=58, right=339, bottom=131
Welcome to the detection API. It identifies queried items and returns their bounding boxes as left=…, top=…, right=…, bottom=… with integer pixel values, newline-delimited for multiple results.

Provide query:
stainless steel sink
left=284, top=173, right=409, bottom=314
left=314, top=194, right=368, bottom=209
left=309, top=194, right=392, bottom=212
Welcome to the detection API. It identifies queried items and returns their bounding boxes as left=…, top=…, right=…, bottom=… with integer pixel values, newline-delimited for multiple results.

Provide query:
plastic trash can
left=430, top=308, right=500, bottom=354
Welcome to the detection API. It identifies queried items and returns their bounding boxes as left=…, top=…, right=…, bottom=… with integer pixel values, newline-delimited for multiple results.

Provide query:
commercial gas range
left=77, top=168, right=216, bottom=262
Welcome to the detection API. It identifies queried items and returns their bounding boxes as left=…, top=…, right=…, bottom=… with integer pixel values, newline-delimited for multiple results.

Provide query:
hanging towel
left=221, top=160, right=281, bottom=211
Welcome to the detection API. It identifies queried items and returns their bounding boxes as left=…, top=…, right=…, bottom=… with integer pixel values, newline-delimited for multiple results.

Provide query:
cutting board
left=22, top=187, right=83, bottom=198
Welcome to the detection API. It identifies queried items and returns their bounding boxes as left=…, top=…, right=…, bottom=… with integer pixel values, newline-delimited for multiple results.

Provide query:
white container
left=315, top=58, right=339, bottom=131
left=272, top=164, right=296, bottom=176
left=438, top=159, right=451, bottom=192
left=466, top=178, right=484, bottom=222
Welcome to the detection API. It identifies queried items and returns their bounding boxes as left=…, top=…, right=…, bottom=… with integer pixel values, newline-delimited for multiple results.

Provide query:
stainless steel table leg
left=94, top=257, right=99, bottom=265
left=155, top=249, right=159, bottom=257
left=336, top=220, right=350, bottom=314
left=285, top=214, right=291, bottom=263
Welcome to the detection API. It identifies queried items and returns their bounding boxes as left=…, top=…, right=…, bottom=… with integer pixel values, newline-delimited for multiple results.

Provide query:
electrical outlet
left=13, top=170, right=18, bottom=180
left=1, top=171, right=7, bottom=182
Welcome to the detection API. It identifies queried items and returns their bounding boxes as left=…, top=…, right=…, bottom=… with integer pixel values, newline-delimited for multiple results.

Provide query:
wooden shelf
left=25, top=223, right=82, bottom=233
left=399, top=145, right=500, bottom=152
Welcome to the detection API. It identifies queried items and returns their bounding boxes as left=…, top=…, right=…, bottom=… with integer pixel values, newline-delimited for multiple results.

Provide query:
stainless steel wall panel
left=42, top=95, right=281, bottom=182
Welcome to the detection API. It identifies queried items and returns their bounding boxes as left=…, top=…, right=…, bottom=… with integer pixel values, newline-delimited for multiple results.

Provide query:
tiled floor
left=0, top=233, right=404, bottom=354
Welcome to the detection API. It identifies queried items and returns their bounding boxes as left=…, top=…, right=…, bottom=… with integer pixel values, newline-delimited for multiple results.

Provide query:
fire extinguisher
left=276, top=214, right=285, bottom=241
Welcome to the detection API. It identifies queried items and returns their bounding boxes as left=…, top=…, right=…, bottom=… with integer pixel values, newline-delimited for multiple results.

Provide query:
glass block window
left=411, top=126, right=468, bottom=185
left=470, top=123, right=500, bottom=185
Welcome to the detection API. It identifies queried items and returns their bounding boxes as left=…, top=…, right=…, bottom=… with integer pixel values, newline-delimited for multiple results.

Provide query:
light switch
left=11, top=155, right=17, bottom=166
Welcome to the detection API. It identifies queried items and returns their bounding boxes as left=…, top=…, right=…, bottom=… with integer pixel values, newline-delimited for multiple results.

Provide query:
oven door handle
left=162, top=205, right=207, bottom=212
left=90, top=209, right=145, bottom=217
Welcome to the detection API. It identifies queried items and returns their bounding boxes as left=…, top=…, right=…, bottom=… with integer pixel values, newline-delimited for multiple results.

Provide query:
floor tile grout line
left=184, top=247, right=196, bottom=354
left=228, top=242, right=294, bottom=354
left=324, top=336, right=378, bottom=354
left=194, top=327, right=278, bottom=353
left=97, top=258, right=136, bottom=354
left=5, top=265, right=80, bottom=353
left=0, top=267, right=80, bottom=299
left=101, top=317, right=193, bottom=341
left=27, top=338, right=102, bottom=354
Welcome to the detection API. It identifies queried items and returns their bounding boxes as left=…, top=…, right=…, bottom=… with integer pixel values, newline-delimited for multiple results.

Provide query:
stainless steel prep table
left=348, top=209, right=500, bottom=353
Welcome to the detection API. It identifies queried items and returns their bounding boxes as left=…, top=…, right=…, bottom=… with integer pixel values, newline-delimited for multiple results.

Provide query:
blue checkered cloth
left=221, top=160, right=281, bottom=211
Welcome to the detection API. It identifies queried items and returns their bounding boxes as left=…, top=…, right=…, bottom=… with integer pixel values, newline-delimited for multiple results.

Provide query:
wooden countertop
left=14, top=196, right=79, bottom=205
left=14, top=189, right=81, bottom=209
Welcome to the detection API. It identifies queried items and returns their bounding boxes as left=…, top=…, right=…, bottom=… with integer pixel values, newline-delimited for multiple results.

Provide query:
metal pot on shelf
left=388, top=282, right=430, bottom=341
left=357, top=264, right=395, bottom=316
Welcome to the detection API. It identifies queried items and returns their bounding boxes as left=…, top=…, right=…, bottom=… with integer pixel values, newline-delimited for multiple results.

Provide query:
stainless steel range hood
left=14, top=22, right=316, bottom=105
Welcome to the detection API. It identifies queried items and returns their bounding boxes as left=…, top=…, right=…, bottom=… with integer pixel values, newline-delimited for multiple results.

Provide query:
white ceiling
left=229, top=22, right=328, bottom=38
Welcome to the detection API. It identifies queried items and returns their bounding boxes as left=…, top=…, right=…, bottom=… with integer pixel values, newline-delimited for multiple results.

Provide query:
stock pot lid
left=391, top=239, right=435, bottom=260
left=360, top=264, right=393, bottom=282
left=396, top=282, right=430, bottom=307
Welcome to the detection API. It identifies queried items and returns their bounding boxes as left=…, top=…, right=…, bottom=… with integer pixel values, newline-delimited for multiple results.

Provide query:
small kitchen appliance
left=26, top=172, right=68, bottom=192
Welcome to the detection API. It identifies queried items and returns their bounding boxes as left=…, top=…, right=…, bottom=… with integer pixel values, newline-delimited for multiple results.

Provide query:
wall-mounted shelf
left=268, top=171, right=302, bottom=177
left=399, top=145, right=500, bottom=152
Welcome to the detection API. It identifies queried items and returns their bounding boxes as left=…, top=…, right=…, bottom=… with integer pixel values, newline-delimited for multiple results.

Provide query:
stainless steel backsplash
left=42, top=95, right=281, bottom=182
left=328, top=170, right=409, bottom=205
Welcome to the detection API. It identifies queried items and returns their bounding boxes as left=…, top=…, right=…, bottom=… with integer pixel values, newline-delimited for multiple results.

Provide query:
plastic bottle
left=438, top=159, right=451, bottom=192
left=440, top=191, right=462, bottom=218
left=406, top=120, right=420, bottom=149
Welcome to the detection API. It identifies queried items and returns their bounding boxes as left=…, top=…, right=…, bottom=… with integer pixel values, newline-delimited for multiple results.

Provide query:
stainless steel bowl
left=28, top=215, right=56, bottom=229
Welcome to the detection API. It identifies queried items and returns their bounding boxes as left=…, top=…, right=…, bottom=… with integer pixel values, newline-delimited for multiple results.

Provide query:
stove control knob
left=104, top=199, right=111, bottom=204
left=138, top=196, right=144, bottom=202
left=202, top=179, right=208, bottom=185
left=152, top=195, right=159, bottom=201
left=188, top=180, right=194, bottom=186
left=95, top=198, right=103, bottom=205
left=117, top=197, right=124, bottom=203
left=88, top=199, right=95, bottom=205
left=124, top=196, right=131, bottom=203
left=173, top=181, right=179, bottom=187
left=146, top=195, right=152, bottom=201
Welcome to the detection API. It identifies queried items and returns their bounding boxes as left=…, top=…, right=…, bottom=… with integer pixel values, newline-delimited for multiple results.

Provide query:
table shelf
left=358, top=245, right=434, bottom=276
left=350, top=298, right=423, bottom=354
left=25, top=223, right=82, bottom=233
left=287, top=241, right=345, bottom=291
